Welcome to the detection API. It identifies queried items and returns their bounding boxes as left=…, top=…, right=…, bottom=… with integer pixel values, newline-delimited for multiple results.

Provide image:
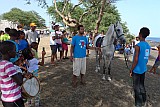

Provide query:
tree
left=25, top=0, right=134, bottom=40
left=2, top=8, right=46, bottom=27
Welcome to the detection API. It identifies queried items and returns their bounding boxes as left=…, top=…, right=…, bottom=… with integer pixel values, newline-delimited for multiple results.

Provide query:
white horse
left=95, top=22, right=126, bottom=81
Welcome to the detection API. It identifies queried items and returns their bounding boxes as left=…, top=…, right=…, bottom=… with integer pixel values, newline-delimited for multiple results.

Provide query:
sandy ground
left=0, top=36, right=159, bottom=107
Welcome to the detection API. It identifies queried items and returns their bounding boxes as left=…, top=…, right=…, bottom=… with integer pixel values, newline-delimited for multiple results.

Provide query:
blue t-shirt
left=133, top=41, right=151, bottom=74
left=18, top=39, right=28, bottom=50
left=71, top=35, right=88, bottom=58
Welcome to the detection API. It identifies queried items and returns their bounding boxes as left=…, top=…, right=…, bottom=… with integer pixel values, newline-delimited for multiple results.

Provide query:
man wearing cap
left=25, top=23, right=40, bottom=45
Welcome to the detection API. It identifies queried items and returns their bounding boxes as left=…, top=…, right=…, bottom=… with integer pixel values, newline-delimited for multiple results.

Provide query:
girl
left=22, top=48, right=46, bottom=107
left=62, top=30, right=69, bottom=59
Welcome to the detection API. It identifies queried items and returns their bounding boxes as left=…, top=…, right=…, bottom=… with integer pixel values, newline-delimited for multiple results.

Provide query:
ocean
left=146, top=37, right=160, bottom=42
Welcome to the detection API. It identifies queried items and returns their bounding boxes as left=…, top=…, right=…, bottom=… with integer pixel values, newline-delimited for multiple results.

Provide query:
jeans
left=132, top=72, right=146, bottom=106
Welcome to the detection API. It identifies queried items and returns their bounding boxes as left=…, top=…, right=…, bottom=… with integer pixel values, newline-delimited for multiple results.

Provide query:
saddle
left=96, top=37, right=104, bottom=47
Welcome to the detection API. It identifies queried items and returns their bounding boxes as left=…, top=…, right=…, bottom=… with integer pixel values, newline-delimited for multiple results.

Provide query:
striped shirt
left=0, top=60, right=21, bottom=102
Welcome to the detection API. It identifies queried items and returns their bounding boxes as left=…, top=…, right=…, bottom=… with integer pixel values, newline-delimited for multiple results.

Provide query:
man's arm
left=70, top=45, right=74, bottom=61
left=130, top=45, right=140, bottom=77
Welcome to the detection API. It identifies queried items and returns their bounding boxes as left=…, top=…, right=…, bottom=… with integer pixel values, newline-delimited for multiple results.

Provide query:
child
left=22, top=47, right=46, bottom=107
left=124, top=44, right=131, bottom=61
left=149, top=45, right=160, bottom=74
left=31, top=42, right=39, bottom=59
left=0, top=41, right=31, bottom=107
left=62, top=30, right=69, bottom=59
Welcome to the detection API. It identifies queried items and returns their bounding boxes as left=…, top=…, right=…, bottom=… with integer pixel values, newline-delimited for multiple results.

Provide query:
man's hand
left=70, top=56, right=74, bottom=62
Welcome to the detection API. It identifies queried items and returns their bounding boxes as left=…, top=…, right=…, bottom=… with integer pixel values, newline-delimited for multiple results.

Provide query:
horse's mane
left=103, top=24, right=115, bottom=46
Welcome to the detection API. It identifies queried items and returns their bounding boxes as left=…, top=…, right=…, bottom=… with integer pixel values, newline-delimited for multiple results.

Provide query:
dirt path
left=38, top=37, right=160, bottom=107
left=0, top=36, right=159, bottom=107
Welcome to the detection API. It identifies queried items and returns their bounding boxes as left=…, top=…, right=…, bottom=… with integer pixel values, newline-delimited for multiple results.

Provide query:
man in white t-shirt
left=26, top=23, right=40, bottom=45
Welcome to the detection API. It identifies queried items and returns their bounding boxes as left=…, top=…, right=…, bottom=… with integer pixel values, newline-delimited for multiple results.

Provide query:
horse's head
left=114, top=22, right=126, bottom=44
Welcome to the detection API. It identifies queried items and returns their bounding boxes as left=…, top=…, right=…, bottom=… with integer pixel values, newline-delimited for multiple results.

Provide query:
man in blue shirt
left=70, top=25, right=95, bottom=88
left=130, top=27, right=151, bottom=107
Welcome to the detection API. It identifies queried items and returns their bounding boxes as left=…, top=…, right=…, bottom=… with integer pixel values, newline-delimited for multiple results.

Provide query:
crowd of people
left=0, top=22, right=159, bottom=107
left=0, top=23, right=45, bottom=107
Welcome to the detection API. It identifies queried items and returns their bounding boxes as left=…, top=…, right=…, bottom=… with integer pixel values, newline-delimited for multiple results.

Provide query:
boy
left=1, top=28, right=10, bottom=42
left=130, top=27, right=150, bottom=107
left=0, top=41, right=31, bottom=107
left=31, top=42, right=39, bottom=59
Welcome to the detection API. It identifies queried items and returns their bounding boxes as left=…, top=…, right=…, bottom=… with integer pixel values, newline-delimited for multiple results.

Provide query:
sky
left=0, top=0, right=159, bottom=38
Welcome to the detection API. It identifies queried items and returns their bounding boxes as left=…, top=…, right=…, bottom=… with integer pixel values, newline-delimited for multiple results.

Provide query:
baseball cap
left=30, top=23, right=37, bottom=27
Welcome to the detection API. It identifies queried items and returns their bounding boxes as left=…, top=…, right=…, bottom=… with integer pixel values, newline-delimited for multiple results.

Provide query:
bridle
left=113, top=24, right=131, bottom=70
left=114, top=24, right=124, bottom=39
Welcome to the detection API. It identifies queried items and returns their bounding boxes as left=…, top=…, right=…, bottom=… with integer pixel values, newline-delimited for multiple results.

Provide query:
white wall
left=0, top=20, right=17, bottom=31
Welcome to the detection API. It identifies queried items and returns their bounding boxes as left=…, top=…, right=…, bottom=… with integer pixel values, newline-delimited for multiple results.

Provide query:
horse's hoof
left=102, top=75, right=106, bottom=80
left=95, top=69, right=98, bottom=73
left=98, top=67, right=100, bottom=71
left=107, top=76, right=112, bottom=81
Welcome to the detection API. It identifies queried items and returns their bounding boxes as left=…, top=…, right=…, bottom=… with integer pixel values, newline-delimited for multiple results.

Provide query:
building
left=0, top=20, right=18, bottom=31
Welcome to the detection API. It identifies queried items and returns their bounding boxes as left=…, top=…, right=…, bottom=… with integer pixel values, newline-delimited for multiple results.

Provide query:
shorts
left=62, top=43, right=68, bottom=51
left=73, top=57, right=86, bottom=76
left=56, top=43, right=63, bottom=52
left=50, top=45, right=57, bottom=54
left=153, top=60, right=160, bottom=68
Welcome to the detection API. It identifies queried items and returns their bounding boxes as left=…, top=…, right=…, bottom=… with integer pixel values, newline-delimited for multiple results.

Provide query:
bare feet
left=80, top=81, right=86, bottom=85
left=72, top=82, right=77, bottom=88
left=50, top=62, right=55, bottom=66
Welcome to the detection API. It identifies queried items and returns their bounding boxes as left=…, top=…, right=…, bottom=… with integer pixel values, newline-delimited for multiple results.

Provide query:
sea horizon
left=146, top=37, right=160, bottom=42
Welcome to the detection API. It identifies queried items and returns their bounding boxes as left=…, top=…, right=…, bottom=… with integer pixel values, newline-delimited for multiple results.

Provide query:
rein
left=100, top=43, right=113, bottom=48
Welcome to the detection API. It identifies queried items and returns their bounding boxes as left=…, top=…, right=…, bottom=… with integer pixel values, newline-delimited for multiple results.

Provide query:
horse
left=94, top=22, right=126, bottom=81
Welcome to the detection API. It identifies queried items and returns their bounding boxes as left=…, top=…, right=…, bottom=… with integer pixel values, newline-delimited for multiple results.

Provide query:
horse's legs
left=102, top=55, right=106, bottom=80
left=95, top=50, right=99, bottom=72
left=98, top=50, right=101, bottom=71
left=107, top=57, right=112, bottom=81
left=95, top=50, right=100, bottom=72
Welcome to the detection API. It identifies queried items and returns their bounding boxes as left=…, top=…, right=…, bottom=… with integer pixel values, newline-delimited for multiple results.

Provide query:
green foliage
left=47, top=1, right=134, bottom=40
left=2, top=8, right=46, bottom=27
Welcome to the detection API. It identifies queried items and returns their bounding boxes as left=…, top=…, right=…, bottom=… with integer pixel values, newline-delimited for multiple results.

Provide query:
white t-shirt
left=50, top=31, right=62, bottom=45
left=50, top=31, right=57, bottom=45
left=25, top=30, right=40, bottom=44
left=27, top=58, right=39, bottom=73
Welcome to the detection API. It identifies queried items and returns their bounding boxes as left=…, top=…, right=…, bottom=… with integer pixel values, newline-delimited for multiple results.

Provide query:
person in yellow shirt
left=1, top=28, right=10, bottom=41
left=0, top=30, right=4, bottom=42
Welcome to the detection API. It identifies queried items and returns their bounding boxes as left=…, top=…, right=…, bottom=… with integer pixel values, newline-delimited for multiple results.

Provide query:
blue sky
left=0, top=0, right=159, bottom=38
